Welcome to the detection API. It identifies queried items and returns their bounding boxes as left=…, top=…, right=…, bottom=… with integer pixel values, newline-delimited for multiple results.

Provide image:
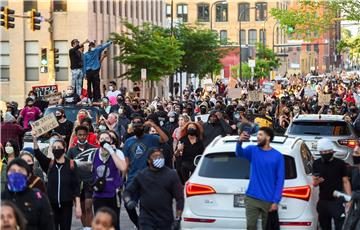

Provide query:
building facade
left=0, top=0, right=164, bottom=106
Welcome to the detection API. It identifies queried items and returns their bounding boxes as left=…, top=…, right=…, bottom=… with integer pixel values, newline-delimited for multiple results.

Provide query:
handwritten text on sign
left=318, top=94, right=331, bottom=106
left=31, top=113, right=59, bottom=137
left=248, top=91, right=264, bottom=102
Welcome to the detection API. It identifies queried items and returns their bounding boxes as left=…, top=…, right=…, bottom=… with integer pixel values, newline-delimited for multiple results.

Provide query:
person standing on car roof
left=69, top=39, right=89, bottom=96
left=237, top=127, right=285, bottom=230
left=312, top=138, right=352, bottom=230
left=53, top=108, right=74, bottom=146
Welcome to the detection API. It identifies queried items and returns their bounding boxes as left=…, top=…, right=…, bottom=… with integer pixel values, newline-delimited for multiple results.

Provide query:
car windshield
left=288, top=121, right=351, bottom=136
left=44, top=107, right=98, bottom=124
left=198, top=152, right=296, bottom=179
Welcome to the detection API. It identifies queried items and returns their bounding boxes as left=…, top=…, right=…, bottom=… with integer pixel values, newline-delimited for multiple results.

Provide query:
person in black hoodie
left=1, top=158, right=55, bottom=230
left=202, top=110, right=232, bottom=147
left=32, top=132, right=82, bottom=230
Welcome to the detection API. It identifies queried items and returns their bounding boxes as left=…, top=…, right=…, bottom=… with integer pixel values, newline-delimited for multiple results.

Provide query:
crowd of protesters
left=2, top=67, right=360, bottom=229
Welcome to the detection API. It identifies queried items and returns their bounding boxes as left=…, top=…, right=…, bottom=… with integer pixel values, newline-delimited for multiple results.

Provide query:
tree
left=337, top=28, right=360, bottom=66
left=173, top=25, right=227, bottom=79
left=110, top=21, right=184, bottom=82
left=231, top=44, right=280, bottom=79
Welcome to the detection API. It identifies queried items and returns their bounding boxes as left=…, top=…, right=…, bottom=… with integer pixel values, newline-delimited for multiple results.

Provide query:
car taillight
left=282, top=185, right=311, bottom=201
left=280, top=222, right=312, bottom=226
left=338, top=139, right=357, bottom=148
left=185, top=183, right=216, bottom=197
left=183, top=217, right=216, bottom=223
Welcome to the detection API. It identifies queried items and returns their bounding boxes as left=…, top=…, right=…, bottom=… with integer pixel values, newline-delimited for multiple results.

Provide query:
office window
left=142, top=1, right=145, bottom=20
left=238, top=3, right=250, bottom=21
left=166, top=4, right=171, bottom=18
left=160, top=1, right=163, bottom=23
left=113, top=0, right=116, bottom=15
left=25, top=41, right=39, bottom=81
left=55, top=41, right=68, bottom=81
left=248, top=29, right=257, bottom=45
left=255, top=2, right=267, bottom=21
left=177, top=4, right=188, bottom=22
left=146, top=1, right=149, bottom=20
left=306, top=44, right=311, bottom=52
left=155, top=1, right=159, bottom=22
left=314, top=44, right=319, bottom=53
left=100, top=0, right=103, bottom=13
left=220, top=30, right=227, bottom=45
left=53, top=0, right=67, bottom=12
left=131, top=1, right=134, bottom=18
left=136, top=0, right=139, bottom=18
left=119, top=1, right=122, bottom=16
left=216, top=3, right=228, bottom=22
left=197, top=3, right=209, bottom=22
left=239, top=29, right=246, bottom=44
left=24, top=0, right=37, bottom=12
left=151, top=1, right=154, bottom=21
left=260, top=29, right=266, bottom=44
left=0, top=41, right=10, bottom=81
left=93, top=0, right=97, bottom=13
left=106, top=0, right=110, bottom=14
left=124, top=1, right=127, bottom=17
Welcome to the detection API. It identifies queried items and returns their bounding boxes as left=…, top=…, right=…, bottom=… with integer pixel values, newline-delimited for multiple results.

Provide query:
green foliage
left=337, top=29, right=360, bottom=60
left=110, top=21, right=184, bottom=82
left=231, top=44, right=280, bottom=79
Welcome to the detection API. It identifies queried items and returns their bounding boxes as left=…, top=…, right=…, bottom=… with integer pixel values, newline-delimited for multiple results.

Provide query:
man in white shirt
left=106, top=81, right=121, bottom=105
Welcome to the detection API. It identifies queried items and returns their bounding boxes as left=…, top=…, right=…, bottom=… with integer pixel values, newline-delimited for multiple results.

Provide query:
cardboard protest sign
left=262, top=82, right=274, bottom=95
left=195, top=114, right=209, bottom=123
left=32, top=85, right=58, bottom=99
left=304, top=87, right=316, bottom=97
left=44, top=92, right=62, bottom=105
left=31, top=113, right=59, bottom=137
left=227, top=88, right=242, bottom=99
left=318, top=94, right=331, bottom=106
left=248, top=91, right=264, bottom=102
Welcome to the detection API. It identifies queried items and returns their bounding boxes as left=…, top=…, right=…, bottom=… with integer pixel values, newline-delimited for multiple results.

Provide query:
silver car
left=285, top=114, right=357, bottom=164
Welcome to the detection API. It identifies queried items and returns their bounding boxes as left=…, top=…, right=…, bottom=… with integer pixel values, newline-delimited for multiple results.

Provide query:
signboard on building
left=32, top=85, right=58, bottom=99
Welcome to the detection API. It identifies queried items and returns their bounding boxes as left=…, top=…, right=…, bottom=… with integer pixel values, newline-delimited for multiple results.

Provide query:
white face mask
left=118, top=109, right=123, bottom=114
left=109, top=86, right=114, bottom=91
left=169, top=117, right=175, bottom=123
left=5, top=146, right=14, bottom=155
left=29, top=96, right=36, bottom=100
left=67, top=90, right=74, bottom=95
left=152, top=157, right=165, bottom=169
left=98, top=125, right=107, bottom=132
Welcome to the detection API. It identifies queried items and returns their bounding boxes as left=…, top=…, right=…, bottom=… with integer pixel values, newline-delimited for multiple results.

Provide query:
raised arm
left=235, top=131, right=252, bottom=161
left=32, top=131, right=51, bottom=173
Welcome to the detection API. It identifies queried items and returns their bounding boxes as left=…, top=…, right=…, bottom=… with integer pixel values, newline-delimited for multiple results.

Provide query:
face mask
left=109, top=86, right=114, bottom=91
left=55, top=114, right=62, bottom=120
left=7, top=172, right=27, bottom=192
left=200, top=107, right=207, bottom=114
left=152, top=158, right=165, bottom=169
left=117, top=98, right=124, bottom=104
left=78, top=114, right=86, bottom=121
left=321, top=153, right=334, bottom=162
left=118, top=109, right=123, bottom=114
left=100, top=140, right=110, bottom=148
left=49, top=137, right=57, bottom=145
left=90, top=47, right=94, bottom=51
left=5, top=146, right=14, bottom=155
left=29, top=96, right=36, bottom=100
left=133, top=126, right=144, bottom=137
left=353, top=156, right=360, bottom=165
left=28, top=164, right=34, bottom=171
left=132, top=105, right=138, bottom=110
left=67, top=90, right=74, bottom=95
left=53, top=149, right=65, bottom=160
left=187, top=128, right=198, bottom=136
left=98, top=125, right=107, bottom=132
left=169, top=117, right=175, bottom=123
left=78, top=139, right=88, bottom=145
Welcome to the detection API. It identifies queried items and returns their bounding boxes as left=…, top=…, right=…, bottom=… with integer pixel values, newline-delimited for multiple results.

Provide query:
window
left=25, top=41, right=39, bottom=81
left=118, top=1, right=122, bottom=16
left=53, top=0, right=67, bottom=12
left=300, top=144, right=313, bottom=175
left=288, top=121, right=351, bottom=136
left=239, top=29, right=246, bottom=44
left=113, top=0, right=116, bottom=15
left=296, top=46, right=301, bottom=52
left=260, top=29, right=266, bottom=44
left=130, top=1, right=134, bottom=18
left=314, top=44, right=319, bottom=53
left=255, top=2, right=267, bottom=21
left=198, top=152, right=296, bottom=179
left=136, top=0, right=139, bottom=18
left=93, top=0, right=97, bottom=13
left=141, top=0, right=145, bottom=20
left=177, top=4, right=188, bottom=22
left=124, top=1, right=127, bottom=17
left=106, top=0, right=110, bottom=14
left=0, top=41, right=10, bottom=81
left=248, top=29, right=257, bottom=45
left=216, top=3, right=228, bottom=22
left=306, top=44, right=311, bottom=52
left=238, top=3, right=250, bottom=21
left=166, top=4, right=171, bottom=18
left=197, top=3, right=209, bottom=22
left=220, top=30, right=227, bottom=44
left=150, top=1, right=154, bottom=21
left=24, top=0, right=37, bottom=12
left=54, top=41, right=68, bottom=81
left=100, top=0, right=103, bottom=13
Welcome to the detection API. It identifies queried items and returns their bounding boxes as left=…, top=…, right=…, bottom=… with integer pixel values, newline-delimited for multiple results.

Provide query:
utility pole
left=47, top=1, right=55, bottom=84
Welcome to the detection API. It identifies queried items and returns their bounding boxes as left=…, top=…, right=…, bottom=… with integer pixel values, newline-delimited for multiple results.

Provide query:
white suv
left=181, top=135, right=319, bottom=230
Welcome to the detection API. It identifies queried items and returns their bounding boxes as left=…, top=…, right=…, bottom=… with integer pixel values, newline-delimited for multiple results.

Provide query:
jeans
left=51, top=201, right=73, bottom=230
left=245, top=196, right=272, bottom=230
left=317, top=199, right=345, bottom=230
left=71, top=68, right=83, bottom=96
left=86, top=69, right=101, bottom=101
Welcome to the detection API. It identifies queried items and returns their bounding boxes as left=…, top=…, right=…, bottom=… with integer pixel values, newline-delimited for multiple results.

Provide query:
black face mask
left=100, top=140, right=110, bottom=148
left=321, top=153, right=334, bottom=162
left=133, top=125, right=144, bottom=137
left=55, top=115, right=62, bottom=120
left=187, top=128, right=198, bottom=136
left=353, top=156, right=360, bottom=165
left=200, top=107, right=207, bottom=114
left=132, top=105, right=138, bottom=110
left=53, top=149, right=65, bottom=160
left=117, top=98, right=124, bottom=104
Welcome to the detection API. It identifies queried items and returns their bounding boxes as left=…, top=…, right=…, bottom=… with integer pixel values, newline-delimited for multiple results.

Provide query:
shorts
left=80, top=181, right=93, bottom=200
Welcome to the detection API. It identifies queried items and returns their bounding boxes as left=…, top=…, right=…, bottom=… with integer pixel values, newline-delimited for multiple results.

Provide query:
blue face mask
left=7, top=172, right=27, bottom=192
left=152, top=158, right=165, bottom=169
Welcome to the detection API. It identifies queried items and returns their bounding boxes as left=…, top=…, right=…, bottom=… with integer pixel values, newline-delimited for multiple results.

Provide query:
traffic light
left=1, top=7, right=15, bottom=29
left=54, top=48, right=59, bottom=72
left=30, top=9, right=41, bottom=31
left=40, top=48, right=48, bottom=73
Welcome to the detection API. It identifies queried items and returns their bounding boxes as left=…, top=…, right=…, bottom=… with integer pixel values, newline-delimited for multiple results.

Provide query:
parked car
left=182, top=135, right=318, bottom=230
left=286, top=114, right=356, bottom=164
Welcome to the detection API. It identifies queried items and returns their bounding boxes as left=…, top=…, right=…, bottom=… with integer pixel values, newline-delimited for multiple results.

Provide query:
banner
left=227, top=88, right=242, bottom=99
left=32, top=85, right=58, bottom=99
left=44, top=92, right=62, bottom=105
left=31, top=113, right=59, bottom=137
left=304, top=87, right=317, bottom=97
left=248, top=91, right=264, bottom=102
left=262, top=82, right=274, bottom=95
left=318, top=94, right=331, bottom=106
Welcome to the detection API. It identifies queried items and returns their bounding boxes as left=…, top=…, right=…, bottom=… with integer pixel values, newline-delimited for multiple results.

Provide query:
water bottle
left=333, top=190, right=352, bottom=202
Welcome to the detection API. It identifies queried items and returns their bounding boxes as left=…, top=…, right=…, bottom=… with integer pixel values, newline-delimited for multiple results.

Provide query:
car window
left=198, top=152, right=296, bottom=179
left=288, top=121, right=351, bottom=136
left=300, top=143, right=313, bottom=175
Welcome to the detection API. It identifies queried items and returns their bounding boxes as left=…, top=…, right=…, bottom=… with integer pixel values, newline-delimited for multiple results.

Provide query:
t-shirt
left=20, top=106, right=42, bottom=129
left=53, top=119, right=73, bottom=144
left=106, top=90, right=121, bottom=105
left=179, top=136, right=205, bottom=162
left=312, top=158, right=347, bottom=201
left=62, top=94, right=81, bottom=105
left=123, top=134, right=161, bottom=185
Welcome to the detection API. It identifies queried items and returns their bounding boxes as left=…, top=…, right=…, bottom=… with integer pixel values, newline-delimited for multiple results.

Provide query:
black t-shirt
left=62, top=94, right=80, bottom=105
left=312, top=158, right=347, bottom=200
left=179, top=136, right=205, bottom=162
left=54, top=119, right=74, bottom=144
left=69, top=45, right=83, bottom=69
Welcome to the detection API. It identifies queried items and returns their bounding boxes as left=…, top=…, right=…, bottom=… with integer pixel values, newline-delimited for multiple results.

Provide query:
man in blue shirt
left=83, top=41, right=112, bottom=102
left=236, top=126, right=285, bottom=230
left=123, top=114, right=169, bottom=228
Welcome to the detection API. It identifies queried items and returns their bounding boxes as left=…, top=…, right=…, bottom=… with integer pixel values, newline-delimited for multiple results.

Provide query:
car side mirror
left=193, top=155, right=202, bottom=167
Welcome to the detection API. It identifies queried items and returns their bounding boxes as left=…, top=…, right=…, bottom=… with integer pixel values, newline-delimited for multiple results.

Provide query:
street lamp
left=210, top=0, right=227, bottom=31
